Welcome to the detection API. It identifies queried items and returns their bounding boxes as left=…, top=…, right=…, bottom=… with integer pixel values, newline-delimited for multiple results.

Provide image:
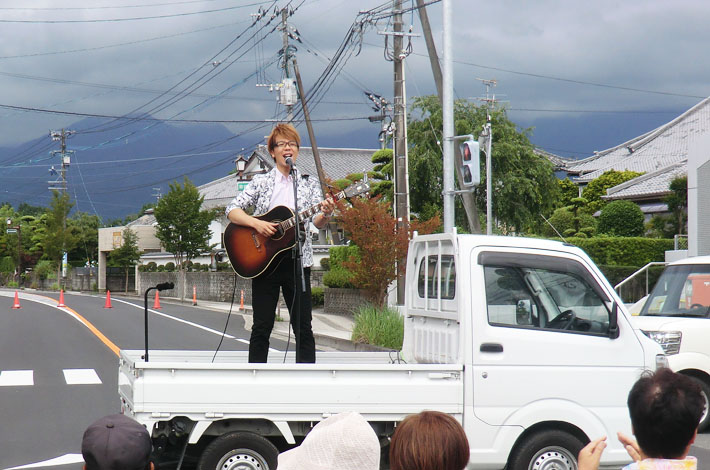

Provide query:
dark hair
left=627, top=368, right=704, bottom=458
left=389, top=411, right=470, bottom=470
left=267, top=123, right=301, bottom=152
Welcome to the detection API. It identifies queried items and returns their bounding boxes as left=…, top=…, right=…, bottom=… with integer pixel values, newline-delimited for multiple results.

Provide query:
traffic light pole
left=442, top=0, right=454, bottom=233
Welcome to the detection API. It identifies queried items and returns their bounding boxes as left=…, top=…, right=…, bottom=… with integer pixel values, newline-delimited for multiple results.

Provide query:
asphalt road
left=0, top=289, right=289, bottom=470
left=2, top=289, right=710, bottom=469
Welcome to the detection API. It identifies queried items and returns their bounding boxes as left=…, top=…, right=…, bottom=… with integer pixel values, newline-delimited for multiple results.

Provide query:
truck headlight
left=642, top=330, right=682, bottom=355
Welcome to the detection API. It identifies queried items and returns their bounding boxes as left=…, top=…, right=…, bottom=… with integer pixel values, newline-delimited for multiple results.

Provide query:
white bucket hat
left=278, top=412, right=380, bottom=470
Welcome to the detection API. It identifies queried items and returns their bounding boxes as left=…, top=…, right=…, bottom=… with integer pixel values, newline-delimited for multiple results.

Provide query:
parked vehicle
left=119, top=234, right=665, bottom=470
left=631, top=255, right=710, bottom=431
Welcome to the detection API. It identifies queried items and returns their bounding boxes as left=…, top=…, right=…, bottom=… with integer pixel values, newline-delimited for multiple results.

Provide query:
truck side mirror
left=608, top=302, right=620, bottom=339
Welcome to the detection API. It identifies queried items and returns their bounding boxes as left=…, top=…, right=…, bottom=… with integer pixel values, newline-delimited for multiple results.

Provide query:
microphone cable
left=211, top=273, right=238, bottom=362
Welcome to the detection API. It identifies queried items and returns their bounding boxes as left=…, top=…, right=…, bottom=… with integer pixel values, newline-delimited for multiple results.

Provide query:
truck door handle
left=480, top=343, right=503, bottom=353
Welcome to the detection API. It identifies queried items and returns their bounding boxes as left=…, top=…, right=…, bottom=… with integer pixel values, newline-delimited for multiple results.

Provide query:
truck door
left=470, top=249, right=644, bottom=434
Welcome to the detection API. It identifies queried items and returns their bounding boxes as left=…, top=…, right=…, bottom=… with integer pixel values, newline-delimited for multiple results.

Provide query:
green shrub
left=322, top=268, right=356, bottom=288
left=7, top=280, right=18, bottom=288
left=351, top=304, right=403, bottom=350
left=165, top=262, right=176, bottom=272
left=157, top=265, right=165, bottom=272
left=566, top=236, right=673, bottom=267
left=320, top=257, right=330, bottom=271
left=0, top=256, right=14, bottom=273
left=217, top=262, right=232, bottom=272
left=146, top=262, right=157, bottom=272
left=311, top=287, right=324, bottom=306
left=34, top=260, right=54, bottom=280
left=598, top=200, right=645, bottom=237
left=329, top=245, right=360, bottom=268
left=50, top=283, right=59, bottom=291
left=543, top=207, right=596, bottom=238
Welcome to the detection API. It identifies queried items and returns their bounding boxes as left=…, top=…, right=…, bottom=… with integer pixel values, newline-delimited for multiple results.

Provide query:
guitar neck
left=278, top=189, right=346, bottom=231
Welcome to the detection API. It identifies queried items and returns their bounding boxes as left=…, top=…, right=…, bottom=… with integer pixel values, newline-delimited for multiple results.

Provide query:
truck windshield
left=640, top=264, right=710, bottom=317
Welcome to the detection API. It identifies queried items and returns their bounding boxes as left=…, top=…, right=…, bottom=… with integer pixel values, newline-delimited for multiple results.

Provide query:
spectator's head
left=627, top=368, right=704, bottom=459
left=389, top=411, right=470, bottom=470
left=278, top=411, right=380, bottom=470
left=81, top=414, right=152, bottom=470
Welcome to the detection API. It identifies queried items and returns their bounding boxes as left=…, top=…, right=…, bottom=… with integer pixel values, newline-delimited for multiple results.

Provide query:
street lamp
left=234, top=155, right=247, bottom=180
left=6, top=219, right=22, bottom=285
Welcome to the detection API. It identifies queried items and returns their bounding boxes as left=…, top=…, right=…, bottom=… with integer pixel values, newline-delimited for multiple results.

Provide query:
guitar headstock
left=342, top=181, right=371, bottom=199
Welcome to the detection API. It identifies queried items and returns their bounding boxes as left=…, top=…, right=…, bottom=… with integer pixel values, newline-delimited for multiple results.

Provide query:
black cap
left=82, top=414, right=151, bottom=470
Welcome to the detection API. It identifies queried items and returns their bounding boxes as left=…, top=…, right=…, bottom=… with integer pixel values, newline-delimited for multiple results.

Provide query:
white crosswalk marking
left=0, top=370, right=33, bottom=386
left=62, top=369, right=102, bottom=385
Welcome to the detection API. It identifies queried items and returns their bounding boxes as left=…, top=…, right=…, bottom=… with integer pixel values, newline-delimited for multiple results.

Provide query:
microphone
left=156, top=282, right=174, bottom=291
left=285, top=157, right=295, bottom=169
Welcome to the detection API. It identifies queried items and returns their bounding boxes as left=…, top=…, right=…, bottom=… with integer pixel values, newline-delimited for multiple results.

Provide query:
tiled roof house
left=565, top=96, right=710, bottom=216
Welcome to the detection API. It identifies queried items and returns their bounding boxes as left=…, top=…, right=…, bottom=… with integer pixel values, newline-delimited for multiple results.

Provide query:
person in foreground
left=277, top=411, right=380, bottom=470
left=82, top=414, right=153, bottom=470
left=389, top=410, right=470, bottom=470
left=579, top=368, right=704, bottom=470
left=225, top=123, right=334, bottom=363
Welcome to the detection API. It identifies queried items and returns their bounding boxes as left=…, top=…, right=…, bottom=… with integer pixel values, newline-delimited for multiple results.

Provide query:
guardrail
left=614, top=261, right=668, bottom=299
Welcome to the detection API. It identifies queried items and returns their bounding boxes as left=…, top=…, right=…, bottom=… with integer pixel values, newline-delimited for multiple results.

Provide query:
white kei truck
left=118, top=233, right=666, bottom=470
left=628, top=255, right=710, bottom=432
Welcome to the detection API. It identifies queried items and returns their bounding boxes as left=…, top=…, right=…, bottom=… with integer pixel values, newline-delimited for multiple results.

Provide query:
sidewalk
left=173, top=297, right=386, bottom=352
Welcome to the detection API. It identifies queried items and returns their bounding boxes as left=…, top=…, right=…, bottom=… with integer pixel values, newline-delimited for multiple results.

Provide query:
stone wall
left=324, top=287, right=369, bottom=317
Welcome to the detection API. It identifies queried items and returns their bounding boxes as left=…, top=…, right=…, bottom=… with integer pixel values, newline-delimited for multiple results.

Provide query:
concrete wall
left=689, top=133, right=710, bottom=256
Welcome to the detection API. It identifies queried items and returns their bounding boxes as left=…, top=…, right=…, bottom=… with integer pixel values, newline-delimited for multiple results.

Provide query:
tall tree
left=153, top=177, right=214, bottom=298
left=107, top=228, right=141, bottom=293
left=69, top=212, right=100, bottom=266
left=665, top=175, right=688, bottom=235
left=581, top=170, right=643, bottom=215
left=39, top=191, right=78, bottom=283
left=408, top=96, right=560, bottom=233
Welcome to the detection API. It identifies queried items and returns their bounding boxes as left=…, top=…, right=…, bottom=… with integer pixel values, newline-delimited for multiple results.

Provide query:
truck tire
left=688, top=376, right=710, bottom=432
left=197, top=432, right=279, bottom=470
left=507, top=429, right=584, bottom=470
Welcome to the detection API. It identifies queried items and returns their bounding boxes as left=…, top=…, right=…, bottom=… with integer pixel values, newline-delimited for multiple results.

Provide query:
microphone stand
left=143, top=281, right=174, bottom=362
left=288, top=163, right=306, bottom=363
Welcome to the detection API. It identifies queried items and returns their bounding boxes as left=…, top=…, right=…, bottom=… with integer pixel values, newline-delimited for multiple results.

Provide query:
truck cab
left=403, top=233, right=665, bottom=470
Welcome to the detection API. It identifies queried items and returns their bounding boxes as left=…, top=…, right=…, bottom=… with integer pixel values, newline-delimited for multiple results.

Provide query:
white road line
left=111, top=298, right=238, bottom=339
left=0, top=370, right=33, bottom=386
left=63, top=368, right=102, bottom=385
left=4, top=453, right=83, bottom=469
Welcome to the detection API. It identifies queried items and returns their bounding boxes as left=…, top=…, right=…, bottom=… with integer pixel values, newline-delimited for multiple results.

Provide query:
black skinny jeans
left=249, top=256, right=315, bottom=363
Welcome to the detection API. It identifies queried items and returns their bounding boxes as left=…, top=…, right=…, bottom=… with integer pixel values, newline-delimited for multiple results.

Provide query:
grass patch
left=351, top=304, right=403, bottom=350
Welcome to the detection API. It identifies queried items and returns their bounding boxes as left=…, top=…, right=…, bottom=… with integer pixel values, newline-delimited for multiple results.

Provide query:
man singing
left=225, top=123, right=335, bottom=363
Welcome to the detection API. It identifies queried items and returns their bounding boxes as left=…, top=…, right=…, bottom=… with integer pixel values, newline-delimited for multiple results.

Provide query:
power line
left=0, top=3, right=272, bottom=23
left=0, top=0, right=234, bottom=10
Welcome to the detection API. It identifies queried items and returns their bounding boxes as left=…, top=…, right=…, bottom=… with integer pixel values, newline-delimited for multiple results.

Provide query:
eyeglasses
left=274, top=140, right=299, bottom=149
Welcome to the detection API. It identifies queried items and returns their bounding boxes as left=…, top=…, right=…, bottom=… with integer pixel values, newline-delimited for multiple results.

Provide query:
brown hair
left=389, top=411, right=470, bottom=470
left=267, top=123, right=301, bottom=152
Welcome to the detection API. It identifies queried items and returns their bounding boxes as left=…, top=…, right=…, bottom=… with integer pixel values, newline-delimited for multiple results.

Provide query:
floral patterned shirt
left=225, top=167, right=323, bottom=268
left=623, top=456, right=697, bottom=470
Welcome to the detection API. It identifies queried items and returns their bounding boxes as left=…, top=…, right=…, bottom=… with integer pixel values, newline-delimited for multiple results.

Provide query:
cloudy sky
left=0, top=0, right=709, bottom=183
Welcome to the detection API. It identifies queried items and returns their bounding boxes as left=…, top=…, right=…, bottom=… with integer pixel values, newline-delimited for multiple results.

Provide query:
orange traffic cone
left=104, top=290, right=113, bottom=309
left=57, top=290, right=66, bottom=307
left=153, top=290, right=161, bottom=309
left=11, top=290, right=21, bottom=309
left=240, top=290, right=244, bottom=310
left=192, top=286, right=197, bottom=306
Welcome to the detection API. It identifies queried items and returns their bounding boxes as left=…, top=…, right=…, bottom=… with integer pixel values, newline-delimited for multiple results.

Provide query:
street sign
left=6, top=229, right=17, bottom=234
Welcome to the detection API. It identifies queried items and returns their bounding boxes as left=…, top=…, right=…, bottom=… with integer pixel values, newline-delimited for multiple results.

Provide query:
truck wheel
left=688, top=376, right=710, bottom=432
left=508, top=429, right=584, bottom=470
left=197, top=432, right=278, bottom=470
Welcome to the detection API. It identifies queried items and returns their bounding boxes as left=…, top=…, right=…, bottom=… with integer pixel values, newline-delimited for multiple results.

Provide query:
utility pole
left=49, top=128, right=74, bottom=284
left=477, top=79, right=497, bottom=235
left=255, top=7, right=297, bottom=120
left=442, top=0, right=454, bottom=233
left=417, top=0, right=481, bottom=233
left=392, top=0, right=409, bottom=305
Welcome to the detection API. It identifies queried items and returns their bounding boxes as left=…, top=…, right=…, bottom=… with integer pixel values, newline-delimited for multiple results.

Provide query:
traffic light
left=459, top=139, right=480, bottom=187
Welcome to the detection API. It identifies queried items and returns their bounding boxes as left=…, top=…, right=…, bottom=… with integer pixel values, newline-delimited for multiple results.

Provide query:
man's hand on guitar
left=252, top=218, right=278, bottom=237
left=321, top=197, right=336, bottom=217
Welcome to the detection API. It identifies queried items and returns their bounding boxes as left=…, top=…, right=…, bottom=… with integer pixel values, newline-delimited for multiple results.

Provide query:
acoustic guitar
left=224, top=181, right=370, bottom=278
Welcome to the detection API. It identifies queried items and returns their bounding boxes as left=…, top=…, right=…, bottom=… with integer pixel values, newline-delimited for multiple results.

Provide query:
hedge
left=564, top=236, right=673, bottom=267
left=322, top=245, right=359, bottom=288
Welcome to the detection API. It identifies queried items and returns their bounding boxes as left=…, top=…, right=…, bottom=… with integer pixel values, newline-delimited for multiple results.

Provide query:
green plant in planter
left=351, top=304, right=403, bottom=350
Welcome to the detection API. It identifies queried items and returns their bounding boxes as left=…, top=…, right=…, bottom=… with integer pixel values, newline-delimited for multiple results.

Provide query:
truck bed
left=119, top=350, right=464, bottom=427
